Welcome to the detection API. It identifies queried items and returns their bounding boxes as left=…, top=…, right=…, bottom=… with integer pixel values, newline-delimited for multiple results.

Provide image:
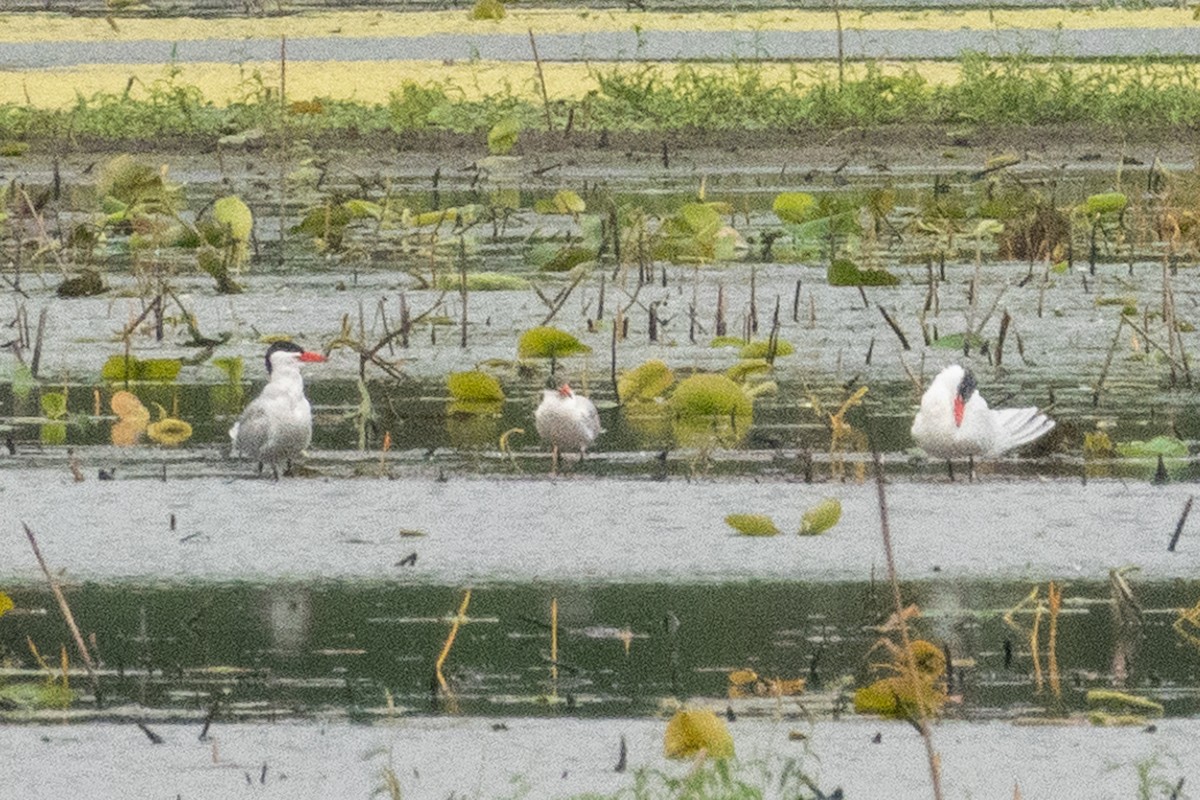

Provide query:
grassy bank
left=3, top=54, right=1200, bottom=146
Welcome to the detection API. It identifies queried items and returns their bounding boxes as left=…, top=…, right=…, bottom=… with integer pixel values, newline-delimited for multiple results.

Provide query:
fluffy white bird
left=535, top=383, right=602, bottom=473
left=230, top=341, right=326, bottom=478
left=911, top=364, right=1054, bottom=477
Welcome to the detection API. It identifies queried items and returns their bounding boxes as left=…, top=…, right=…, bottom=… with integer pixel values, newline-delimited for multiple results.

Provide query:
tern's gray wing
left=232, top=402, right=273, bottom=460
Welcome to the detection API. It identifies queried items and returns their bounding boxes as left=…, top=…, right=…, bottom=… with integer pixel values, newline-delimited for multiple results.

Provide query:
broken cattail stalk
left=792, top=279, right=802, bottom=323
left=1047, top=582, right=1062, bottom=701
left=30, top=307, right=47, bottom=379
left=528, top=29, right=554, bottom=132
left=877, top=304, right=911, bottom=350
left=1168, top=495, right=1194, bottom=552
left=22, top=523, right=100, bottom=700
left=610, top=313, right=620, bottom=401
left=996, top=310, right=1011, bottom=368
left=550, top=597, right=559, bottom=696
left=749, top=266, right=758, bottom=334
left=765, top=295, right=781, bottom=364
left=596, top=273, right=605, bottom=321
left=458, top=235, right=469, bottom=348
left=434, top=589, right=472, bottom=709
left=648, top=301, right=659, bottom=342
left=1092, top=316, right=1124, bottom=406
left=715, top=284, right=726, bottom=336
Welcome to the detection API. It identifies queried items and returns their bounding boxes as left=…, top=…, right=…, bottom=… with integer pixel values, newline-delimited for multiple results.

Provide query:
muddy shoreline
left=10, top=123, right=1199, bottom=175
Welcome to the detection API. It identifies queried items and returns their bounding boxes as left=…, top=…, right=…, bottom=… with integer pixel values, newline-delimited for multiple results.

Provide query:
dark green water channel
left=4, top=579, right=1199, bottom=722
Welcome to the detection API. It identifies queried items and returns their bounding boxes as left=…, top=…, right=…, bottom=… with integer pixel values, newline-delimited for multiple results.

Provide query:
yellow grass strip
left=1, top=8, right=1194, bottom=44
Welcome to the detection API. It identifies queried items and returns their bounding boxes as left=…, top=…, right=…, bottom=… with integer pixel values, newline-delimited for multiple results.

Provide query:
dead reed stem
left=435, top=589, right=472, bottom=709
left=871, top=453, right=944, bottom=800
left=528, top=29, right=554, bottom=132
left=22, top=523, right=100, bottom=699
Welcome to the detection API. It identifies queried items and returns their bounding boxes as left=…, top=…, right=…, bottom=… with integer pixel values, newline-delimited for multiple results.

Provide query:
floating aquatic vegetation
left=517, top=326, right=591, bottom=359
left=447, top=371, right=505, bottom=403
left=617, top=359, right=675, bottom=403
left=55, top=269, right=106, bottom=298
left=1083, top=429, right=1114, bottom=459
left=799, top=498, right=841, bottom=535
left=487, top=115, right=521, bottom=155
left=536, top=245, right=596, bottom=273
left=1115, top=435, right=1188, bottom=459
left=827, top=258, right=899, bottom=287
left=213, top=195, right=253, bottom=265
left=727, top=668, right=805, bottom=698
left=670, top=373, right=752, bottom=419
left=724, top=359, right=771, bottom=383
left=434, top=271, right=529, bottom=290
left=533, top=190, right=586, bottom=217
left=724, top=514, right=780, bottom=536
left=854, top=639, right=948, bottom=720
left=110, top=390, right=150, bottom=446
left=98, top=154, right=185, bottom=221
left=654, top=202, right=741, bottom=264
left=0, top=592, right=11, bottom=618
left=931, top=332, right=987, bottom=351
left=39, top=392, right=67, bottom=421
left=1080, top=192, right=1128, bottom=216
left=663, top=706, right=734, bottom=760
left=147, top=412, right=193, bottom=446
left=1086, top=689, right=1163, bottom=717
left=738, top=339, right=795, bottom=359
left=101, top=355, right=182, bottom=383
left=772, top=192, right=816, bottom=224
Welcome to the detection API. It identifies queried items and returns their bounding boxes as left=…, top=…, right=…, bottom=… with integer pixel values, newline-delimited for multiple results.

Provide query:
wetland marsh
left=3, top=3, right=1200, bottom=798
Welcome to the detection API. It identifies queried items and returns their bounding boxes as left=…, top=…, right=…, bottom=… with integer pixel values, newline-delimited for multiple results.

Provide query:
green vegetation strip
left=5, top=54, right=1200, bottom=143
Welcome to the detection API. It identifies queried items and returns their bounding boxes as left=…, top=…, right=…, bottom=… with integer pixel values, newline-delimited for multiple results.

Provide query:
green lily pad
left=932, top=332, right=987, bottom=351
left=725, top=514, right=780, bottom=536
left=800, top=498, right=841, bottom=535
left=40, top=392, right=67, bottom=421
left=772, top=192, right=816, bottom=224
left=448, top=370, right=505, bottom=403
left=1115, top=435, right=1188, bottom=459
left=487, top=115, right=521, bottom=155
left=670, top=374, right=753, bottom=419
left=739, top=339, right=794, bottom=359
left=617, top=359, right=675, bottom=402
left=1081, top=192, right=1128, bottom=215
left=827, top=259, right=899, bottom=287
left=517, top=326, right=591, bottom=359
left=101, top=355, right=182, bottom=383
left=434, top=271, right=530, bottom=291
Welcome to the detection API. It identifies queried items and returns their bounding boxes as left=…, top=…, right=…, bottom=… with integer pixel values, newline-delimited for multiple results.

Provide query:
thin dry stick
left=528, top=29, right=555, bottom=132
left=434, top=589, right=473, bottom=706
left=22, top=523, right=99, bottom=697
left=871, top=453, right=944, bottom=800
left=1047, top=582, right=1062, bottom=701
left=1168, top=495, right=1194, bottom=553
left=550, top=597, right=559, bottom=699
left=1030, top=597, right=1044, bottom=693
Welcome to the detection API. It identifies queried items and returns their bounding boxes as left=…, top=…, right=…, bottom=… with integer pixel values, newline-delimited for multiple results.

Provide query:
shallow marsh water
left=2, top=150, right=1200, bottom=797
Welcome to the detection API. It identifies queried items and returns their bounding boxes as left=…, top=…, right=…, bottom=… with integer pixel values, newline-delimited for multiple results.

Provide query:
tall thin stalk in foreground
left=871, top=453, right=944, bottom=800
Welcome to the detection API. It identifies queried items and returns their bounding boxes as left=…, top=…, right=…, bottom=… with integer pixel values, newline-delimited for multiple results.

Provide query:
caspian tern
left=535, top=383, right=602, bottom=473
left=230, top=341, right=326, bottom=478
left=910, top=364, right=1054, bottom=479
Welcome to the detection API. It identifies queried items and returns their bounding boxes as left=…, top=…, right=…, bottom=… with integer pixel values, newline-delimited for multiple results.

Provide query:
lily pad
left=101, top=355, right=182, bottom=383
left=725, top=514, right=780, bottom=536
left=663, top=707, right=734, bottom=760
left=517, top=326, right=591, bottom=359
left=772, top=192, right=816, bottom=224
left=725, top=359, right=771, bottom=383
left=827, top=259, right=899, bottom=287
left=1081, top=192, right=1128, bottom=215
left=1086, top=689, right=1163, bottom=716
left=448, top=371, right=505, bottom=403
left=617, top=360, right=675, bottom=402
left=434, top=271, right=530, bottom=291
left=670, top=374, right=752, bottom=419
left=932, top=332, right=987, bottom=351
left=148, top=417, right=193, bottom=446
left=534, top=190, right=586, bottom=216
left=799, top=498, right=841, bottom=535
left=40, top=392, right=67, bottom=421
left=0, top=591, right=11, bottom=618
left=1115, top=436, right=1188, bottom=459
left=739, top=339, right=794, bottom=359
left=487, top=115, right=521, bottom=155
